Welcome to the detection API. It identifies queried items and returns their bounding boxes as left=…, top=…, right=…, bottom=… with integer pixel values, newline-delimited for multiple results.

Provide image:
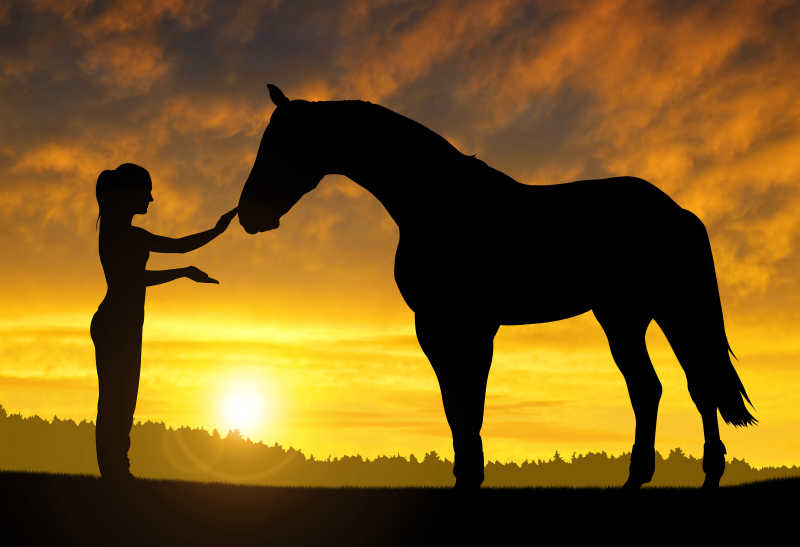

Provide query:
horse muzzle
left=240, top=216, right=280, bottom=234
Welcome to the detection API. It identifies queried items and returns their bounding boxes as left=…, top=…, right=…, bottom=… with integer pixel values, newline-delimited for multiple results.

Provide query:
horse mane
left=310, top=99, right=468, bottom=160
left=302, top=99, right=519, bottom=189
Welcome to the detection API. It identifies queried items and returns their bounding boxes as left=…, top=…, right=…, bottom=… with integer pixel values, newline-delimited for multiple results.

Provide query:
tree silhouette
left=0, top=405, right=794, bottom=487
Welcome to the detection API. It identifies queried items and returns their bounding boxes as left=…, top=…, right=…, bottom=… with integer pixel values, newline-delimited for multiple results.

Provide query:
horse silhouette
left=237, top=84, right=755, bottom=489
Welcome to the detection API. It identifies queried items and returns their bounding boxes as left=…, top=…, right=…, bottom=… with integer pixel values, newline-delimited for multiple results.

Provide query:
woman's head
left=96, top=163, right=153, bottom=224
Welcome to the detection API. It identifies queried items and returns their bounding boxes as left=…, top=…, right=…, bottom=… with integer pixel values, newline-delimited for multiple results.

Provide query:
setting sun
left=220, top=384, right=267, bottom=435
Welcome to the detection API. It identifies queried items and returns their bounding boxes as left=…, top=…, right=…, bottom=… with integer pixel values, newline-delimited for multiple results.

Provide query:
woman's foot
left=101, top=469, right=136, bottom=484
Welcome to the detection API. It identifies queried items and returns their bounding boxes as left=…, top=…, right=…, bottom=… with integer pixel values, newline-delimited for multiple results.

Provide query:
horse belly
left=491, top=266, right=594, bottom=325
left=394, top=237, right=594, bottom=323
left=495, top=291, right=593, bottom=325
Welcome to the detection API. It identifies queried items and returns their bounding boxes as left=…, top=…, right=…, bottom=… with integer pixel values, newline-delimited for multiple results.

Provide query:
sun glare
left=220, top=384, right=266, bottom=435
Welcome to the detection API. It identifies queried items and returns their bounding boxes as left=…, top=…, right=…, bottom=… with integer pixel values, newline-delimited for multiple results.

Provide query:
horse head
left=238, top=84, right=324, bottom=234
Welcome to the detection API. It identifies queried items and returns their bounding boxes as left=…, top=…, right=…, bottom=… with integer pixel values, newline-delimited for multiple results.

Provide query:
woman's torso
left=95, top=225, right=149, bottom=325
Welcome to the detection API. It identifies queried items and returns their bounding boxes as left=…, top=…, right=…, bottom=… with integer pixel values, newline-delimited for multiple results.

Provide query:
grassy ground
left=1, top=471, right=795, bottom=546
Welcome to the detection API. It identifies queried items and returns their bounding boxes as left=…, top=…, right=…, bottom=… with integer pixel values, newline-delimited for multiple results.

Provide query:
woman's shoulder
left=128, top=226, right=151, bottom=240
left=99, top=225, right=150, bottom=252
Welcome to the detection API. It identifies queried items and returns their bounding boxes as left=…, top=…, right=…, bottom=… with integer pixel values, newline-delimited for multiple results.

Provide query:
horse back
left=394, top=175, right=683, bottom=321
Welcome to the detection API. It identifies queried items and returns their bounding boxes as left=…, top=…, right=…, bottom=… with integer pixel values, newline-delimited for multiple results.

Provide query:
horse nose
left=238, top=197, right=278, bottom=233
left=237, top=204, right=261, bottom=234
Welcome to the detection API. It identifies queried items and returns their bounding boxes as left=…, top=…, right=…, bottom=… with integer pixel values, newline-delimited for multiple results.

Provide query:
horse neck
left=314, top=101, right=464, bottom=229
left=331, top=157, right=415, bottom=228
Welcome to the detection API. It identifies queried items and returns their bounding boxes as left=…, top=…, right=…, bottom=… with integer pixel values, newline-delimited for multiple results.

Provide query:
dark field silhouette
left=237, top=85, right=755, bottom=489
left=2, top=406, right=795, bottom=487
left=1, top=471, right=796, bottom=547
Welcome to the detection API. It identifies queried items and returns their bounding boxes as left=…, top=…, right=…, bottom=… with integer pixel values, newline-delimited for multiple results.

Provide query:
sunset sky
left=1, top=0, right=799, bottom=469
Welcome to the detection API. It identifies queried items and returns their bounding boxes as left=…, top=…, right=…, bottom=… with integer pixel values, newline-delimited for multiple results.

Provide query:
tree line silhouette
left=1, top=404, right=795, bottom=487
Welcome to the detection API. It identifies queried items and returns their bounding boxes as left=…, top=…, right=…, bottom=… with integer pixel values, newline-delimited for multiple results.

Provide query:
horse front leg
left=415, top=313, right=499, bottom=489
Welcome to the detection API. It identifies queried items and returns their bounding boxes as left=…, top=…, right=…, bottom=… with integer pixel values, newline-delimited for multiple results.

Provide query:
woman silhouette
left=91, top=163, right=237, bottom=480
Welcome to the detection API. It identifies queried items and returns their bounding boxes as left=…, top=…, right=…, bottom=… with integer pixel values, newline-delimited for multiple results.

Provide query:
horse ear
left=267, top=84, right=290, bottom=107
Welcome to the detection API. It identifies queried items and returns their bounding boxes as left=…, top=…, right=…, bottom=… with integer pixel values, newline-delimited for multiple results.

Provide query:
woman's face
left=132, top=179, right=154, bottom=215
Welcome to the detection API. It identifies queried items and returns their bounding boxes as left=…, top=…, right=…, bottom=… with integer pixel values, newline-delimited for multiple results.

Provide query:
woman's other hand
left=184, top=266, right=219, bottom=284
left=215, top=207, right=238, bottom=234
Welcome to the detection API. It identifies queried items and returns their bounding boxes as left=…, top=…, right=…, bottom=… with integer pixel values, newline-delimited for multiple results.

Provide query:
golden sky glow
left=1, top=0, right=800, bottom=468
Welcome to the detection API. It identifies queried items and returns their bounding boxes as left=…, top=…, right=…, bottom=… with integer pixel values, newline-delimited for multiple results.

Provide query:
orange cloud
left=30, top=0, right=92, bottom=19
left=219, top=0, right=281, bottom=43
left=332, top=0, right=524, bottom=101
left=80, top=38, right=170, bottom=95
left=153, top=96, right=266, bottom=139
left=76, top=0, right=212, bottom=41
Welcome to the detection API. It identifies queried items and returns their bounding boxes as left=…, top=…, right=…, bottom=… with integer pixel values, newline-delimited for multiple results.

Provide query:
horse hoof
left=454, top=477, right=483, bottom=491
left=622, top=478, right=644, bottom=490
left=627, top=444, right=655, bottom=489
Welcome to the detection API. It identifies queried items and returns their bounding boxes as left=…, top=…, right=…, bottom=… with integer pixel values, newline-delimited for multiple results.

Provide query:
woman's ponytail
left=95, top=169, right=119, bottom=229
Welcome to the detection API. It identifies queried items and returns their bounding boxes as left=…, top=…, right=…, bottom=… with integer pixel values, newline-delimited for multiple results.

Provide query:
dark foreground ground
left=1, top=472, right=795, bottom=546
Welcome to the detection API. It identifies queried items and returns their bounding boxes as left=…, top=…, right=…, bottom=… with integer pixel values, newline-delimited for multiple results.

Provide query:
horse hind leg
left=655, top=209, right=755, bottom=488
left=593, top=308, right=661, bottom=489
left=656, top=313, right=727, bottom=488
left=656, top=308, right=736, bottom=488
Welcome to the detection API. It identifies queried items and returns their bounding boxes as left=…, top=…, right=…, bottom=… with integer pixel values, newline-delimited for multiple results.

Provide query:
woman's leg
left=92, top=315, right=141, bottom=479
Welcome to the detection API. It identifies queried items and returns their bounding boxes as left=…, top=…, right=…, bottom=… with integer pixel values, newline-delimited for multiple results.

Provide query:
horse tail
left=654, top=209, right=756, bottom=427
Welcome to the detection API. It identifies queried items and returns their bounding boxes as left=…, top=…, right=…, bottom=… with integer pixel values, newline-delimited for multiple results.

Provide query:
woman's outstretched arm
left=145, top=266, right=218, bottom=286
left=137, top=208, right=237, bottom=254
left=145, top=268, right=189, bottom=286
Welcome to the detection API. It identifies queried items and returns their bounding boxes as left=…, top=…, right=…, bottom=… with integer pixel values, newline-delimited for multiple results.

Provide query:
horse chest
left=394, top=237, right=474, bottom=311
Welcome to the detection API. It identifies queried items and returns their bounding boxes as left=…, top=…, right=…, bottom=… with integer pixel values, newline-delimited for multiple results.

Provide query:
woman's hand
left=215, top=207, right=238, bottom=234
left=184, top=266, right=219, bottom=284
